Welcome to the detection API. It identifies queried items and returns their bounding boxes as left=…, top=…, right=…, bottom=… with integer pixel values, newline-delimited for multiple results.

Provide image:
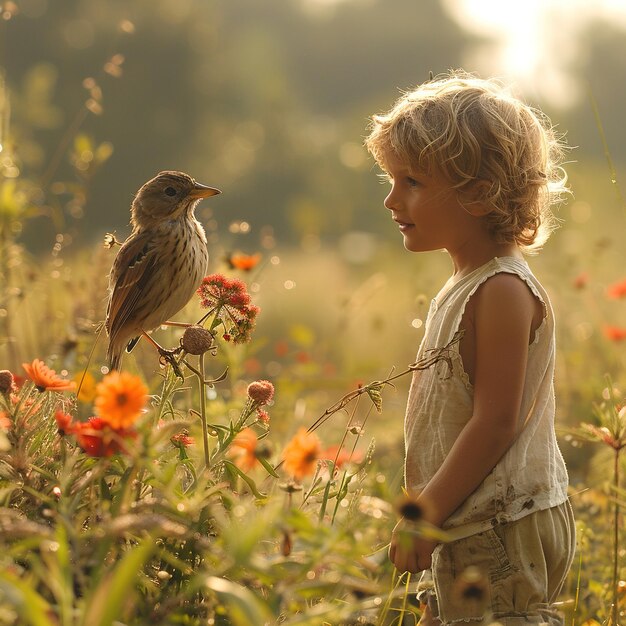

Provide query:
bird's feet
left=158, top=346, right=185, bottom=379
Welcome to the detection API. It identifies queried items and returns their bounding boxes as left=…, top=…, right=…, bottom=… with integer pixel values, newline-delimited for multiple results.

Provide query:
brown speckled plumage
left=105, top=171, right=220, bottom=369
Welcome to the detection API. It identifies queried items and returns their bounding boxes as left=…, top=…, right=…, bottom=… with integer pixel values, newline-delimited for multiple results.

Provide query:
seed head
left=247, top=380, right=274, bottom=405
left=396, top=496, right=423, bottom=522
left=181, top=325, right=214, bottom=355
left=453, top=566, right=489, bottom=609
left=0, top=370, right=15, bottom=395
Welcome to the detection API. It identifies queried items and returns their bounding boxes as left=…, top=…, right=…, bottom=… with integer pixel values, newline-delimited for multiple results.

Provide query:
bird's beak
left=188, top=182, right=221, bottom=199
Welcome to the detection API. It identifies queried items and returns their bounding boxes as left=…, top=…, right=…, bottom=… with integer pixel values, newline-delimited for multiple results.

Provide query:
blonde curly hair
left=365, top=70, right=569, bottom=252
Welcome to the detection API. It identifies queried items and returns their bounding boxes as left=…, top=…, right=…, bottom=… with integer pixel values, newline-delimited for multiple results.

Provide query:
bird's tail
left=107, top=341, right=123, bottom=371
left=107, top=335, right=140, bottom=370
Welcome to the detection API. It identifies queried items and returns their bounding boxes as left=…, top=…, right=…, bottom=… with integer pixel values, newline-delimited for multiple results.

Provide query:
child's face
left=382, top=152, right=470, bottom=254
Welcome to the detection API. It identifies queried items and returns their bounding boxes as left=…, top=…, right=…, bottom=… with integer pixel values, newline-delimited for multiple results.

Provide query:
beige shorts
left=418, top=501, right=576, bottom=625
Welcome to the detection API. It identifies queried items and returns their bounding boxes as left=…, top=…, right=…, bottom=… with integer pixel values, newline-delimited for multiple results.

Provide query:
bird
left=105, top=170, right=221, bottom=370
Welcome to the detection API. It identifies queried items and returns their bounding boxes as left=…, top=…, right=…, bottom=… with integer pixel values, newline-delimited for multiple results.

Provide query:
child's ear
left=459, top=179, right=493, bottom=217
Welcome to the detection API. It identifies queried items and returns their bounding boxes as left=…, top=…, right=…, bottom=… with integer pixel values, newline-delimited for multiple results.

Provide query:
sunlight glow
left=444, top=0, right=626, bottom=107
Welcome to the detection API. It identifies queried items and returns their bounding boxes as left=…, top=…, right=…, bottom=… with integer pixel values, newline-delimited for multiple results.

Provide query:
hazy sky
left=444, top=0, right=626, bottom=107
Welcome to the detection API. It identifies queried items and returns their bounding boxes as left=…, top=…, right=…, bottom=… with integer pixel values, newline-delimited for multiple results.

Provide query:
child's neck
left=449, top=241, right=522, bottom=280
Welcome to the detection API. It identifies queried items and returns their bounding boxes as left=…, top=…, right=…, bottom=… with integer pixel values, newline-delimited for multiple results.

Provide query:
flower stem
left=197, top=352, right=211, bottom=468
left=611, top=447, right=620, bottom=626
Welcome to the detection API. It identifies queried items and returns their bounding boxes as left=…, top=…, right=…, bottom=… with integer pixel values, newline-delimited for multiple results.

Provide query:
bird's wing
left=106, top=230, right=159, bottom=339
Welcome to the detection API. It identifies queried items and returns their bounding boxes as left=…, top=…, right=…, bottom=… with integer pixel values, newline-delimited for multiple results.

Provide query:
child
left=365, top=71, right=575, bottom=625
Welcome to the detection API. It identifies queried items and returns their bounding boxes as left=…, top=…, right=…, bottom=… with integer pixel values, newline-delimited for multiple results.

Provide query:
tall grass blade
left=80, top=538, right=154, bottom=626
left=0, top=571, right=52, bottom=626
left=205, top=576, right=273, bottom=625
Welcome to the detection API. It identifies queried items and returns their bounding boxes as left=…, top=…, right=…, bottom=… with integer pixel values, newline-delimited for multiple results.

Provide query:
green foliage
left=2, top=2, right=626, bottom=625
left=0, top=351, right=398, bottom=624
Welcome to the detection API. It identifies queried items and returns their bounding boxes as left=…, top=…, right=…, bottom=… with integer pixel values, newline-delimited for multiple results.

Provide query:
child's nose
left=383, top=188, right=396, bottom=211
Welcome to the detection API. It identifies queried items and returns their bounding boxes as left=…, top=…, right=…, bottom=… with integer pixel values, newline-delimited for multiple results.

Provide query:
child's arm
left=390, top=273, right=541, bottom=573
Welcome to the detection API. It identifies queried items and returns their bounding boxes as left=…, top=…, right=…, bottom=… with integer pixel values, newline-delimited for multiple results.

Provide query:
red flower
left=55, top=409, right=74, bottom=435
left=256, top=408, right=270, bottom=424
left=73, top=417, right=137, bottom=457
left=573, top=272, right=588, bottom=290
left=607, top=278, right=626, bottom=299
left=171, top=432, right=195, bottom=447
left=604, top=325, right=626, bottom=342
left=197, top=274, right=260, bottom=343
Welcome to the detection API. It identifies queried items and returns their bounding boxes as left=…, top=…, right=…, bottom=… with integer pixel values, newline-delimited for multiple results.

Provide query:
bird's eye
left=164, top=186, right=177, bottom=197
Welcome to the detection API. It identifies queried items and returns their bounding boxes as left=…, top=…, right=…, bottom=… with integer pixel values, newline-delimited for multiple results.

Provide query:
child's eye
left=406, top=177, right=420, bottom=187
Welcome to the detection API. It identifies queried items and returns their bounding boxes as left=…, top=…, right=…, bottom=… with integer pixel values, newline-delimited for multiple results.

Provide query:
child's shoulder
left=468, top=270, right=545, bottom=338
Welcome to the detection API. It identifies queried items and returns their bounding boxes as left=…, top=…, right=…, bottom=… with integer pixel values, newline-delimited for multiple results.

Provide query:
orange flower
left=323, top=444, right=363, bottom=469
left=73, top=417, right=137, bottom=457
left=94, top=371, right=147, bottom=429
left=228, top=427, right=260, bottom=471
left=0, top=411, right=11, bottom=430
left=282, top=427, right=322, bottom=479
left=604, top=325, right=626, bottom=342
left=227, top=252, right=262, bottom=271
left=607, top=277, right=626, bottom=298
left=22, top=359, right=77, bottom=393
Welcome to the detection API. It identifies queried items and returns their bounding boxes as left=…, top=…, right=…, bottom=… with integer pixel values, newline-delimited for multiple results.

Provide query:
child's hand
left=389, top=520, right=437, bottom=573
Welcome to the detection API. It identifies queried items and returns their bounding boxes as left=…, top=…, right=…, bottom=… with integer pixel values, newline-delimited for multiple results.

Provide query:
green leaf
left=205, top=576, right=273, bottom=625
left=0, top=571, right=52, bottom=626
left=258, top=455, right=280, bottom=478
left=366, top=384, right=383, bottom=413
left=81, top=538, right=154, bottom=626
left=223, top=460, right=267, bottom=498
left=99, top=477, right=113, bottom=501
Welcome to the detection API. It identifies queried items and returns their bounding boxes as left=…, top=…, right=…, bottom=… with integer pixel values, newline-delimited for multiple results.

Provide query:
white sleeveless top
left=404, top=257, right=569, bottom=537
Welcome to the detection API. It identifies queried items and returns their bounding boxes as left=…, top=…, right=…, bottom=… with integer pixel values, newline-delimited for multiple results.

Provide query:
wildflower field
left=2, top=3, right=626, bottom=626
left=2, top=174, right=626, bottom=624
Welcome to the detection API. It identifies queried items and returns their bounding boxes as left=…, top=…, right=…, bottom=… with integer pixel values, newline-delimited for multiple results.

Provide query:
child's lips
left=393, top=218, right=414, bottom=232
